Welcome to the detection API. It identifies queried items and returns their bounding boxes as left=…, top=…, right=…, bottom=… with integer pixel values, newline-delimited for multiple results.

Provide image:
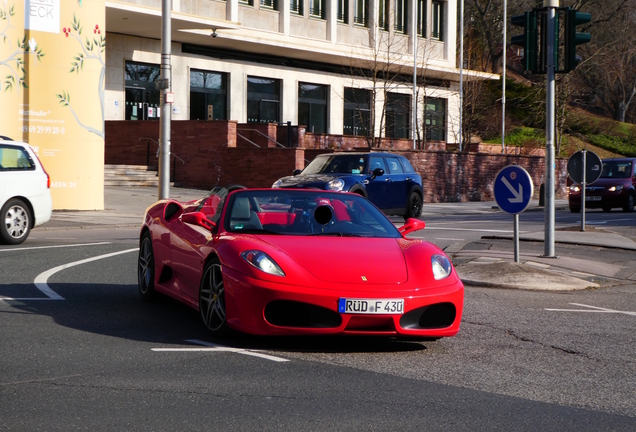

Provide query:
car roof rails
left=0, top=135, right=14, bottom=141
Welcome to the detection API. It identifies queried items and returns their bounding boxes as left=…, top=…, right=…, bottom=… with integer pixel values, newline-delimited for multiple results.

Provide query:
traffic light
left=564, top=8, right=591, bottom=72
left=511, top=11, right=538, bottom=72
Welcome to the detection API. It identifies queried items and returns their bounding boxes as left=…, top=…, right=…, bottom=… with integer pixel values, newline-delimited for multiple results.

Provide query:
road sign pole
left=544, top=1, right=558, bottom=258
left=514, top=214, right=519, bottom=263
left=581, top=149, right=586, bottom=231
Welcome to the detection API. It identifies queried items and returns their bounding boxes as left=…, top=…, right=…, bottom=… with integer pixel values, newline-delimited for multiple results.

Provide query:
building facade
left=106, top=0, right=494, bottom=143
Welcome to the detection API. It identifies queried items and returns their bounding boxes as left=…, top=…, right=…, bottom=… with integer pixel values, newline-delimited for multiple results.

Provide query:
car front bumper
left=221, top=266, right=464, bottom=338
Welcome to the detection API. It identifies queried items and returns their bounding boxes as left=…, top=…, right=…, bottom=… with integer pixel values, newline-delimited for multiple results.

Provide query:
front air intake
left=399, top=303, right=456, bottom=329
left=264, top=300, right=342, bottom=328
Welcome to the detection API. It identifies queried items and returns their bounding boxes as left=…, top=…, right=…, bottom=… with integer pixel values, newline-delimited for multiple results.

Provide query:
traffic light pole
left=544, top=0, right=557, bottom=258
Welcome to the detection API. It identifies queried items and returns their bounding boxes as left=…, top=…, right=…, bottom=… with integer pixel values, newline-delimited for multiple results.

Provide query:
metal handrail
left=236, top=133, right=261, bottom=148
left=139, top=137, right=185, bottom=183
left=237, top=128, right=286, bottom=148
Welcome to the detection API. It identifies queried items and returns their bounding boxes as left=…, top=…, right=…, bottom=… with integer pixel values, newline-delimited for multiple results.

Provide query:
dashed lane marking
left=545, top=303, right=636, bottom=316
left=0, top=247, right=138, bottom=301
left=152, top=339, right=290, bottom=363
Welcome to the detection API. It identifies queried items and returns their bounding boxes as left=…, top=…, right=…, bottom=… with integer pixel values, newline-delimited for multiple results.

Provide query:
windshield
left=601, top=161, right=632, bottom=179
left=302, top=155, right=367, bottom=175
left=224, top=190, right=400, bottom=238
left=194, top=186, right=233, bottom=225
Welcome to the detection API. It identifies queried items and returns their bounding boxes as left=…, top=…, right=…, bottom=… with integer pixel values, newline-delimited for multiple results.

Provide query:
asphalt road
left=1, top=207, right=636, bottom=430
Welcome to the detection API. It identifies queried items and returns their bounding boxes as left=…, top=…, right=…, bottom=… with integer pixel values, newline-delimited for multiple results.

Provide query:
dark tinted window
left=601, top=161, right=633, bottom=179
left=385, top=157, right=403, bottom=174
left=399, top=157, right=415, bottom=173
left=369, top=156, right=386, bottom=173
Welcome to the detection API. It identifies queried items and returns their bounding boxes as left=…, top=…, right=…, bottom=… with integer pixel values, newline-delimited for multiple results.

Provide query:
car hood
left=276, top=174, right=349, bottom=188
left=257, top=236, right=408, bottom=285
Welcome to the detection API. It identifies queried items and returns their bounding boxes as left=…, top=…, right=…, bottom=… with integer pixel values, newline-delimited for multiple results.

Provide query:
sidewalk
left=43, top=186, right=636, bottom=292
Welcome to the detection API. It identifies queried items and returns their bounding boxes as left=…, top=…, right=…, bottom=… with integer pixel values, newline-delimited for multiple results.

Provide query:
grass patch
left=587, top=135, right=636, bottom=157
left=484, top=127, right=544, bottom=147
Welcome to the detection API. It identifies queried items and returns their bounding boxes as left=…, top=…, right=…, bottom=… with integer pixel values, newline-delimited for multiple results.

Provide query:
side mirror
left=292, top=169, right=302, bottom=176
left=398, top=218, right=425, bottom=236
left=181, top=212, right=216, bottom=232
left=371, top=167, right=384, bottom=179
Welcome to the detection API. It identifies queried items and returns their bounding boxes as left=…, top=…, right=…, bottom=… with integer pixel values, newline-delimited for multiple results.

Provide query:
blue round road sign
left=494, top=165, right=534, bottom=214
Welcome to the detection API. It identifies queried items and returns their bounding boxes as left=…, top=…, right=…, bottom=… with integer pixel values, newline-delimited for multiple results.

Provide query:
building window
left=353, top=0, right=368, bottom=26
left=240, top=0, right=254, bottom=5
left=385, top=93, right=410, bottom=139
left=378, top=0, right=388, bottom=30
left=417, top=0, right=426, bottom=37
left=290, top=0, right=303, bottom=15
left=298, top=83, right=328, bottom=134
left=190, top=70, right=227, bottom=121
left=343, top=87, right=371, bottom=136
left=124, top=61, right=161, bottom=121
left=261, top=0, right=276, bottom=8
left=310, top=0, right=324, bottom=18
left=395, top=0, right=407, bottom=33
left=424, top=98, right=446, bottom=141
left=337, top=0, right=348, bottom=22
left=432, top=0, right=444, bottom=41
left=247, top=76, right=281, bottom=124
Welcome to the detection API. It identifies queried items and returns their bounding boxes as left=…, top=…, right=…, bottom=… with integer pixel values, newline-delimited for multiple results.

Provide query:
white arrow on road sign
left=502, top=177, right=523, bottom=203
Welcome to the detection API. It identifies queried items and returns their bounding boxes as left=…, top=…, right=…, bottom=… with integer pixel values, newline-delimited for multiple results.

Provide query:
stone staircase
left=104, top=164, right=168, bottom=187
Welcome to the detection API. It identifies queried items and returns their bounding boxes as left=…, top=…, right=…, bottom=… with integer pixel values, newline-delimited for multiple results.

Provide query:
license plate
left=338, top=298, right=404, bottom=314
left=586, top=196, right=601, bottom=201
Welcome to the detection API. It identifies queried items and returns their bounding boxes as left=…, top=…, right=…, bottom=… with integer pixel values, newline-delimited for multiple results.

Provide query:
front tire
left=405, top=192, right=423, bottom=220
left=569, top=206, right=581, bottom=213
left=623, top=193, right=635, bottom=212
left=199, top=257, right=229, bottom=337
left=138, top=231, right=156, bottom=301
left=1, top=199, right=31, bottom=245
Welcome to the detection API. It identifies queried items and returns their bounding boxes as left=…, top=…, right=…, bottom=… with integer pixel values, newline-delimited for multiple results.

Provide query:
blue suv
left=272, top=152, right=423, bottom=219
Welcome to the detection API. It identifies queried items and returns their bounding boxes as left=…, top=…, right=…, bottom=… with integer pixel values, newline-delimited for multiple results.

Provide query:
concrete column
left=227, top=0, right=239, bottom=22
left=331, top=85, right=344, bottom=135
left=280, top=0, right=290, bottom=34
left=282, top=78, right=298, bottom=125
left=326, top=0, right=337, bottom=41
left=230, top=72, right=246, bottom=123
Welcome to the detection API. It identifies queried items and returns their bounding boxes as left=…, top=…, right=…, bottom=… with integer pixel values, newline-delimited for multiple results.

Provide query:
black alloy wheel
left=199, top=257, right=229, bottom=336
left=138, top=231, right=156, bottom=301
left=405, top=192, right=423, bottom=220
left=0, top=199, right=31, bottom=245
left=623, top=193, right=635, bottom=212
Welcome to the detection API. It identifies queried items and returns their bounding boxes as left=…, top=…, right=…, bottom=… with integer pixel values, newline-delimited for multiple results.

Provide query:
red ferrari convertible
left=138, top=187, right=464, bottom=339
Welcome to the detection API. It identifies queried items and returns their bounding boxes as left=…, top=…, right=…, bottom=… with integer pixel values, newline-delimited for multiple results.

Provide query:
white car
left=0, top=138, right=52, bottom=244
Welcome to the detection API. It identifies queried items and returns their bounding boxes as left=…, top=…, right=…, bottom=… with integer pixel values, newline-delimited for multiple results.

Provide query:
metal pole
left=581, top=150, right=586, bottom=231
left=502, top=0, right=507, bottom=154
left=158, top=0, right=172, bottom=200
left=544, top=0, right=558, bottom=257
left=514, top=213, right=519, bottom=263
left=459, top=0, right=464, bottom=151
left=413, top=1, right=417, bottom=150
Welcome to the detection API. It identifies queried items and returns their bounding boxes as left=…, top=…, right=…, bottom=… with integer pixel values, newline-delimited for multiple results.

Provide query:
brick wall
left=105, top=120, right=567, bottom=200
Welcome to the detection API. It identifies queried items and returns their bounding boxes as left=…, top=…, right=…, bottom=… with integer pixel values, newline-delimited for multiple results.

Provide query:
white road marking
left=425, top=227, right=523, bottom=233
left=0, top=242, right=111, bottom=252
left=0, top=247, right=138, bottom=301
left=545, top=303, right=636, bottom=316
left=151, top=339, right=289, bottom=362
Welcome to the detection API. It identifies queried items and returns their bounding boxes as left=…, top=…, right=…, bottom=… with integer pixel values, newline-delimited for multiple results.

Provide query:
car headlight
left=608, top=185, right=623, bottom=192
left=272, top=179, right=282, bottom=188
left=241, top=250, right=285, bottom=276
left=570, top=185, right=580, bottom=192
left=326, top=178, right=345, bottom=191
left=431, top=254, right=453, bottom=280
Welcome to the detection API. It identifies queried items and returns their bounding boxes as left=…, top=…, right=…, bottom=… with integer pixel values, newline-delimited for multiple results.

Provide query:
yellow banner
left=1, top=0, right=105, bottom=210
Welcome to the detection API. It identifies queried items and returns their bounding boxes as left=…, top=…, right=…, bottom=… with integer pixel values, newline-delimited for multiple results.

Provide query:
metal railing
left=139, top=137, right=185, bottom=183
left=236, top=128, right=287, bottom=148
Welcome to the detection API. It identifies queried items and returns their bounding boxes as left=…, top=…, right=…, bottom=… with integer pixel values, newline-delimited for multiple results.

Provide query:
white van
left=0, top=138, right=52, bottom=244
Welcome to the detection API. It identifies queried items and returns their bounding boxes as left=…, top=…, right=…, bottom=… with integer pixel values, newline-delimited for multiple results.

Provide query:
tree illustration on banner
left=1, top=2, right=45, bottom=91
left=56, top=13, right=105, bottom=138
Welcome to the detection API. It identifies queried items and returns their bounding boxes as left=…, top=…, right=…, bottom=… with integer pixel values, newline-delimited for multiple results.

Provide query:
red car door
left=169, top=217, right=212, bottom=301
